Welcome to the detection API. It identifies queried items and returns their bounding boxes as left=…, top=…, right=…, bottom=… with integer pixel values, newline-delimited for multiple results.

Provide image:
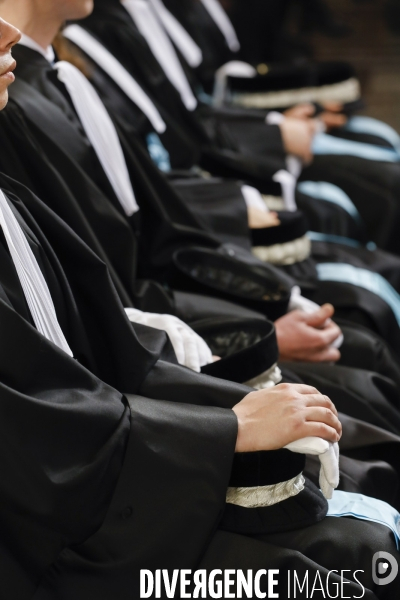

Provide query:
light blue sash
left=297, top=181, right=361, bottom=222
left=312, top=132, right=400, bottom=162
left=317, top=263, right=400, bottom=326
left=344, top=116, right=400, bottom=153
left=146, top=133, right=171, bottom=172
left=328, top=490, right=400, bottom=550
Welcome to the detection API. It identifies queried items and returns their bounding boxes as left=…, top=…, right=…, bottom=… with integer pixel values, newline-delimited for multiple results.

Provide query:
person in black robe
left=2, top=0, right=400, bottom=486
left=6, top=0, right=400, bottom=425
left=81, top=0, right=400, bottom=255
left=7, top=22, right=400, bottom=363
left=0, top=17, right=399, bottom=599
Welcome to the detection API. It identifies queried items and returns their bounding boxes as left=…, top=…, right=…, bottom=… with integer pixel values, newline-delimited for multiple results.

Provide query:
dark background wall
left=311, top=0, right=400, bottom=129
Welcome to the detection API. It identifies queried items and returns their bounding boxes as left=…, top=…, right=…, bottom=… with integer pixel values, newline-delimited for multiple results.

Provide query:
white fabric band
left=252, top=235, right=311, bottom=266
left=232, top=78, right=361, bottom=110
left=199, top=0, right=240, bottom=52
left=55, top=60, right=139, bottom=216
left=226, top=473, right=305, bottom=508
left=63, top=25, right=166, bottom=134
left=148, top=0, right=203, bottom=68
left=122, top=0, right=198, bottom=111
left=0, top=190, right=73, bottom=357
left=245, top=364, right=282, bottom=390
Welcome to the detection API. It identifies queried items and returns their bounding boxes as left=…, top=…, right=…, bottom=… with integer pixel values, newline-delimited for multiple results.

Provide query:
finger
left=305, top=304, right=335, bottom=327
left=319, top=323, right=343, bottom=347
left=303, top=394, right=338, bottom=416
left=275, top=383, right=320, bottom=395
left=302, top=422, right=342, bottom=443
left=304, top=407, right=342, bottom=436
left=308, top=119, right=321, bottom=135
left=323, top=101, right=343, bottom=113
left=321, top=113, right=347, bottom=128
left=302, top=103, right=316, bottom=117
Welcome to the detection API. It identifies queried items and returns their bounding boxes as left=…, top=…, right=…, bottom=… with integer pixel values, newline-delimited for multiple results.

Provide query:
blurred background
left=225, top=0, right=400, bottom=129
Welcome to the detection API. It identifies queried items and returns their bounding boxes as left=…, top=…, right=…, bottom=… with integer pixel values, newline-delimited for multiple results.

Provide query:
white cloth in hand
left=124, top=308, right=213, bottom=372
left=285, top=437, right=340, bottom=499
left=289, top=286, right=344, bottom=350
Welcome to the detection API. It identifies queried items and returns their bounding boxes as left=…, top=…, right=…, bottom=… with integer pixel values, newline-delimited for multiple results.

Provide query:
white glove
left=289, top=286, right=344, bottom=350
left=285, top=437, right=340, bottom=499
left=124, top=308, right=213, bottom=372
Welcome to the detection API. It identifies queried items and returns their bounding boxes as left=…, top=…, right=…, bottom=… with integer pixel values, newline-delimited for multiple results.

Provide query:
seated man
left=80, top=0, right=400, bottom=254
left=0, top=14, right=398, bottom=600
left=4, top=0, right=400, bottom=374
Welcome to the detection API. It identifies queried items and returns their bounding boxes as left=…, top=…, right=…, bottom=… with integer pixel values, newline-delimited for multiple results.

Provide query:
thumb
left=305, top=304, right=335, bottom=327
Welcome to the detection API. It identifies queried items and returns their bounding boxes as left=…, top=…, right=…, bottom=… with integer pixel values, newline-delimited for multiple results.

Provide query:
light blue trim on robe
left=312, top=132, right=400, bottom=162
left=297, top=181, right=361, bottom=222
left=328, top=490, right=400, bottom=550
left=308, top=231, right=361, bottom=248
left=309, top=231, right=377, bottom=250
left=344, top=116, right=400, bottom=152
left=146, top=133, right=172, bottom=172
left=317, top=263, right=400, bottom=326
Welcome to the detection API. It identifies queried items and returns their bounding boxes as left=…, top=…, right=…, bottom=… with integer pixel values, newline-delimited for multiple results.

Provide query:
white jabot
left=55, top=61, right=139, bottom=216
left=63, top=25, right=166, bottom=134
left=18, top=34, right=55, bottom=63
left=121, top=0, right=198, bottom=111
left=241, top=184, right=269, bottom=213
left=124, top=308, right=213, bottom=372
left=266, top=112, right=305, bottom=186
left=213, top=60, right=256, bottom=106
left=272, top=170, right=297, bottom=212
left=285, top=437, right=340, bottom=500
left=147, top=0, right=203, bottom=68
left=0, top=190, right=73, bottom=357
left=199, top=0, right=240, bottom=52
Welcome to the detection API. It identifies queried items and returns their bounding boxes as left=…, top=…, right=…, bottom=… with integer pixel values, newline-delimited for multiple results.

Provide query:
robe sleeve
left=0, top=296, right=238, bottom=599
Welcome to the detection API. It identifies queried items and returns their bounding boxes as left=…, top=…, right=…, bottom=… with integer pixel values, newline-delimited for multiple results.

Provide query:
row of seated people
left=0, top=1, right=400, bottom=598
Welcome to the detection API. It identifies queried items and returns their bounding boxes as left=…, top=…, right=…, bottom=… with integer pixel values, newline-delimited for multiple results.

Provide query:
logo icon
left=372, top=552, right=398, bottom=586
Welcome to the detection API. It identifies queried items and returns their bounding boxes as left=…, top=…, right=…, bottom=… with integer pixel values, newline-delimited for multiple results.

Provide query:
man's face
left=0, top=18, right=20, bottom=110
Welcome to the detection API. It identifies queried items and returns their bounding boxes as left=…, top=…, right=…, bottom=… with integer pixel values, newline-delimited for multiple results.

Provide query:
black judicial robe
left=81, top=1, right=400, bottom=251
left=1, top=180, right=400, bottom=600
left=65, top=33, right=366, bottom=245
left=5, top=48, right=400, bottom=356
left=80, top=1, right=292, bottom=183
left=64, top=33, right=400, bottom=301
left=2, top=172, right=400, bottom=507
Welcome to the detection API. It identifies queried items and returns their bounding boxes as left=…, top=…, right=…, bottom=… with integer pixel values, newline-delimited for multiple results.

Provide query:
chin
left=67, top=0, right=95, bottom=20
left=0, top=91, right=9, bottom=112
